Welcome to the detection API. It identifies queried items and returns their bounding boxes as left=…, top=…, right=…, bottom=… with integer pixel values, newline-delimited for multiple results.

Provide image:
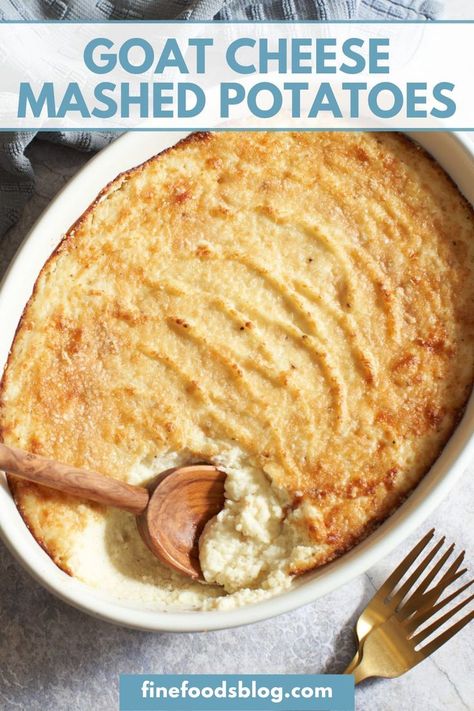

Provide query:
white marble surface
left=1, top=136, right=473, bottom=711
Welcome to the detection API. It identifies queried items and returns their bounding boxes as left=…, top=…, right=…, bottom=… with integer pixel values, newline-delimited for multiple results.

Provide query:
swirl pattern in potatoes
left=1, top=131, right=474, bottom=609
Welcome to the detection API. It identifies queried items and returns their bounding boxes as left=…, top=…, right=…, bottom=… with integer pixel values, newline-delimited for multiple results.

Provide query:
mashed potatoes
left=200, top=447, right=320, bottom=596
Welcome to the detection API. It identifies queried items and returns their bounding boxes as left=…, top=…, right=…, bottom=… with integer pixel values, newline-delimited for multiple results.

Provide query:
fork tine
left=400, top=551, right=467, bottom=618
left=375, top=529, right=435, bottom=601
left=406, top=543, right=455, bottom=598
left=417, top=557, right=468, bottom=608
left=433, top=550, right=466, bottom=592
left=404, top=579, right=474, bottom=634
left=418, top=609, right=474, bottom=658
left=433, top=550, right=466, bottom=588
left=388, top=536, right=445, bottom=609
left=411, top=591, right=474, bottom=646
left=414, top=568, right=468, bottom=613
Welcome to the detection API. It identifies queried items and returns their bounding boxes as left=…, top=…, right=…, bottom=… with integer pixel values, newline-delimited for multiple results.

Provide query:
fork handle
left=348, top=656, right=374, bottom=685
left=343, top=650, right=361, bottom=675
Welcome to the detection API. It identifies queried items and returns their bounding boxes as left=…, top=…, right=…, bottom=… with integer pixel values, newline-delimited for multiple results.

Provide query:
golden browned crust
left=2, top=131, right=474, bottom=580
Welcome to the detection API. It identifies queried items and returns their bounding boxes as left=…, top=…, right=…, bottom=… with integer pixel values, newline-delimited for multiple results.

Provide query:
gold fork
left=344, top=529, right=473, bottom=682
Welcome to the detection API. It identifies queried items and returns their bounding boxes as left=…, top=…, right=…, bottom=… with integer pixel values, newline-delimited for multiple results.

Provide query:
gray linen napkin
left=0, top=0, right=442, bottom=237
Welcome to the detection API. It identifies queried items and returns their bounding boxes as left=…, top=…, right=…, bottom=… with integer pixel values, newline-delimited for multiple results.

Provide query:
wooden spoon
left=0, top=442, right=226, bottom=580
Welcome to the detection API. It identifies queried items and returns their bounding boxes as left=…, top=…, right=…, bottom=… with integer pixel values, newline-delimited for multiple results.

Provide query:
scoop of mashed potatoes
left=200, top=448, right=321, bottom=595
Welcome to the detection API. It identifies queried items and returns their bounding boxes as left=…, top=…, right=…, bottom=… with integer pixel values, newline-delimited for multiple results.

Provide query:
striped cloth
left=0, top=0, right=442, bottom=237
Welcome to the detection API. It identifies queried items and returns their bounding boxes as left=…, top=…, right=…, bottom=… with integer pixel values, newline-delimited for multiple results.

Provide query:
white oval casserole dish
left=0, top=130, right=473, bottom=632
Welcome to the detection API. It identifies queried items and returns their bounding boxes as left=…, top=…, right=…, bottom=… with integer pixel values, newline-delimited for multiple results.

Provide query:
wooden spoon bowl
left=0, top=443, right=226, bottom=581
left=137, top=465, right=226, bottom=580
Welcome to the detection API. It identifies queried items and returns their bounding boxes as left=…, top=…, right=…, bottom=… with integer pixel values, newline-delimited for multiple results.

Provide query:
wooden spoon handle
left=0, top=442, right=149, bottom=515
